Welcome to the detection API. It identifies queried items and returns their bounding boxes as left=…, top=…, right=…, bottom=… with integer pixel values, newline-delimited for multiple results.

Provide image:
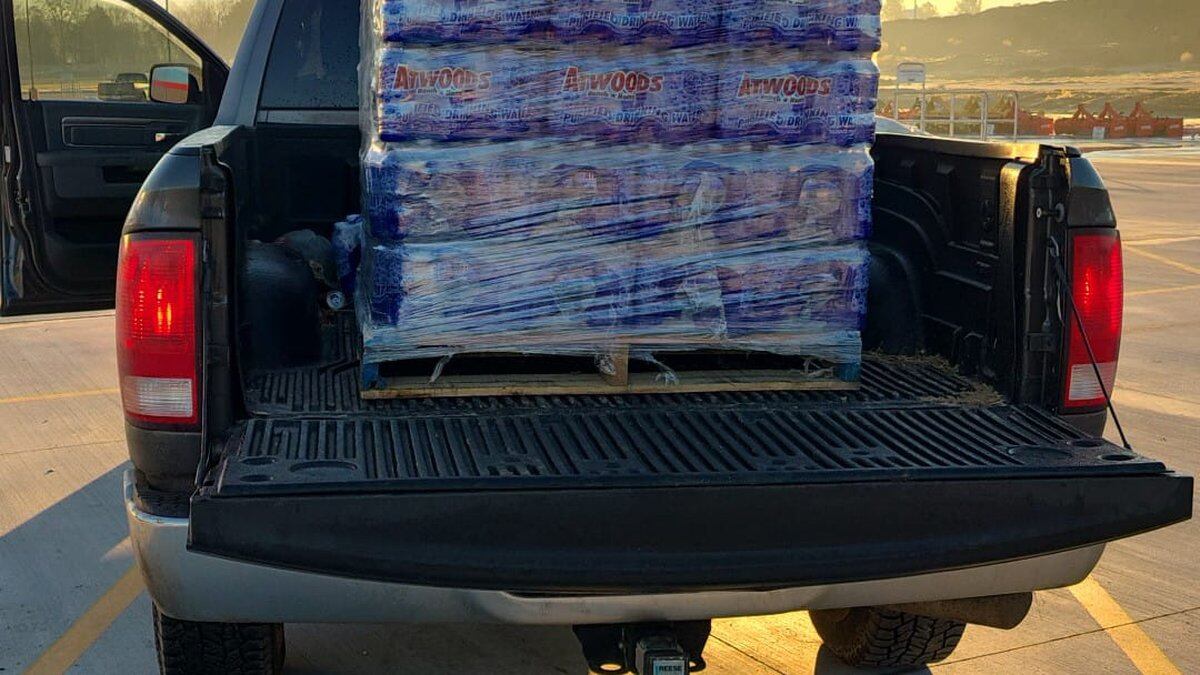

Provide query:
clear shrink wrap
left=360, top=238, right=867, bottom=365
left=333, top=215, right=365, bottom=297
left=723, top=0, right=881, bottom=51
left=358, top=0, right=880, bottom=380
left=362, top=141, right=873, bottom=245
left=369, top=44, right=876, bottom=145
left=376, top=0, right=880, bottom=50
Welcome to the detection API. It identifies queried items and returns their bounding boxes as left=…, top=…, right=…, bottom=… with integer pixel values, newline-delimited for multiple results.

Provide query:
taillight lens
left=116, top=235, right=200, bottom=428
left=1062, top=230, right=1123, bottom=410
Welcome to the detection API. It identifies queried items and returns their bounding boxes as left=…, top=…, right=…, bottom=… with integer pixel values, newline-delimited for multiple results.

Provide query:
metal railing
left=884, top=88, right=1022, bottom=141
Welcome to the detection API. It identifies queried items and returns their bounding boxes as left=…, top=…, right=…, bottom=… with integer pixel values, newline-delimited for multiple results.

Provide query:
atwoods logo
left=737, top=74, right=832, bottom=99
left=391, top=66, right=493, bottom=93
left=562, top=66, right=664, bottom=96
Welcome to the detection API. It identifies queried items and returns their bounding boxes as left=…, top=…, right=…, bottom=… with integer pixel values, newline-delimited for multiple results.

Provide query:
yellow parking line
left=0, top=388, right=119, bottom=406
left=1114, top=388, right=1200, bottom=419
left=1124, top=245, right=1200, bottom=276
left=1123, top=235, right=1200, bottom=247
left=1127, top=283, right=1200, bottom=298
left=0, top=311, right=113, bottom=331
left=1070, top=576, right=1181, bottom=675
left=25, top=564, right=145, bottom=675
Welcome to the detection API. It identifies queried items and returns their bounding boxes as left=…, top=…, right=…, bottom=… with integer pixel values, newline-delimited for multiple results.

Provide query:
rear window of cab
left=259, top=0, right=360, bottom=110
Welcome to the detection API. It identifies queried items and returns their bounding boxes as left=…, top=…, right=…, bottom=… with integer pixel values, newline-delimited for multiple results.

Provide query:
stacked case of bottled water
left=356, top=0, right=881, bottom=377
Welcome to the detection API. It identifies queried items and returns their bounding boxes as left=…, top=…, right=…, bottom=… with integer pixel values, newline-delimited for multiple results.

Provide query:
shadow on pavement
left=0, top=463, right=137, bottom=670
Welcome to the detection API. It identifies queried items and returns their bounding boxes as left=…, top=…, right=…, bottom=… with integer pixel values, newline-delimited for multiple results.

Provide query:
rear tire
left=811, top=606, right=965, bottom=668
left=153, top=606, right=285, bottom=675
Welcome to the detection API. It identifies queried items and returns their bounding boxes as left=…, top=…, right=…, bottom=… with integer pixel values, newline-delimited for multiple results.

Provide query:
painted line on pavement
left=1113, top=388, right=1200, bottom=419
left=1123, top=235, right=1200, bottom=247
left=0, top=388, right=119, bottom=406
left=1070, top=576, right=1181, bottom=675
left=936, top=605, right=1200, bottom=668
left=0, top=311, right=113, bottom=330
left=1127, top=283, right=1200, bottom=298
left=1124, top=245, right=1200, bottom=276
left=25, top=563, right=145, bottom=675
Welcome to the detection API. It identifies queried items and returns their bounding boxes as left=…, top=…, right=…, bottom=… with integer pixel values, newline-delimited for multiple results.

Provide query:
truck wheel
left=153, top=606, right=285, bottom=675
left=811, top=606, right=965, bottom=668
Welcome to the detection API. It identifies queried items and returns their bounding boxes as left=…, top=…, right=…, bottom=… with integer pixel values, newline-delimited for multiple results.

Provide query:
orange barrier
left=1056, top=101, right=1183, bottom=139
left=1128, top=102, right=1184, bottom=138
left=990, top=101, right=1054, bottom=136
left=1097, top=103, right=1129, bottom=139
left=1055, top=104, right=1096, bottom=137
left=1156, top=117, right=1185, bottom=138
left=881, top=100, right=1180, bottom=139
left=1126, top=102, right=1156, bottom=137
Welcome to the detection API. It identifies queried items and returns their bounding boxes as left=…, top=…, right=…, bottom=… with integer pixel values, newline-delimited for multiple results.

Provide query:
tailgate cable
left=1048, top=237, right=1132, bottom=450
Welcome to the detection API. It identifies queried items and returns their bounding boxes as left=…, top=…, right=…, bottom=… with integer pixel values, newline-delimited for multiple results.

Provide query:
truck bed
left=186, top=318, right=1190, bottom=594
left=188, top=129, right=1193, bottom=594
left=220, top=315, right=1163, bottom=494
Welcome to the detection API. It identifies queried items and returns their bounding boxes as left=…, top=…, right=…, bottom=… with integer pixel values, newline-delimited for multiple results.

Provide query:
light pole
left=165, top=0, right=175, bottom=61
left=24, top=0, right=36, bottom=99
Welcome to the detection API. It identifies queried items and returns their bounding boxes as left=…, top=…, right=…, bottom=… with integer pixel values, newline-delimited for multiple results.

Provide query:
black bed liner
left=190, top=350, right=1191, bottom=592
left=215, top=402, right=1162, bottom=495
left=220, top=354, right=1166, bottom=495
left=243, top=354, right=988, bottom=415
left=241, top=312, right=991, bottom=416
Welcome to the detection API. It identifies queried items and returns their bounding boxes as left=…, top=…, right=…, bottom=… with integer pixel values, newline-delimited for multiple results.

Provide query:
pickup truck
left=0, top=0, right=1190, bottom=673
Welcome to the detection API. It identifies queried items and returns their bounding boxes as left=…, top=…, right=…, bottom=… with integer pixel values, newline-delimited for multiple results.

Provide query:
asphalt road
left=1, top=146, right=1197, bottom=674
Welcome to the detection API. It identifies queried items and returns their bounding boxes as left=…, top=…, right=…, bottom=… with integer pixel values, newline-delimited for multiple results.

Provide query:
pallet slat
left=362, top=368, right=858, bottom=399
left=599, top=346, right=630, bottom=387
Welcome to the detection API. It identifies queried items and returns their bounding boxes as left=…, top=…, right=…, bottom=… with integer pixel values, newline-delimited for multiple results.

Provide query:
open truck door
left=0, top=0, right=226, bottom=315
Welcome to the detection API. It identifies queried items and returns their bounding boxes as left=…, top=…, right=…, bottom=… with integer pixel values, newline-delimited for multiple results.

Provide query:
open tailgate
left=188, top=357, right=1191, bottom=593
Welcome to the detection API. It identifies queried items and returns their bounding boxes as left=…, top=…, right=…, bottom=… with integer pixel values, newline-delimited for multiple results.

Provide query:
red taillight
left=1062, top=230, right=1123, bottom=410
left=116, top=235, right=199, bottom=428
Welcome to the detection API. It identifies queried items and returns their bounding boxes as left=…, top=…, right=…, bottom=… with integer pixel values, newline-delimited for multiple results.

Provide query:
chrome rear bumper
left=126, top=471, right=1104, bottom=624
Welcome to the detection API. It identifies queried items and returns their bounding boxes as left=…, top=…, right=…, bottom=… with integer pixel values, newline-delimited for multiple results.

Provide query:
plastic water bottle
left=377, top=0, right=555, bottom=43
left=554, top=0, right=723, bottom=46
left=724, top=0, right=882, bottom=51
left=332, top=215, right=364, bottom=297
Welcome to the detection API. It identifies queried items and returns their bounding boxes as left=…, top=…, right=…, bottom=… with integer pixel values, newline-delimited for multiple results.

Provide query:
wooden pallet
left=361, top=346, right=859, bottom=399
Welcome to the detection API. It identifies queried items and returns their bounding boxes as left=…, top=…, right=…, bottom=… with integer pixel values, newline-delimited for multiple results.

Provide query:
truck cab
left=0, top=0, right=1190, bottom=673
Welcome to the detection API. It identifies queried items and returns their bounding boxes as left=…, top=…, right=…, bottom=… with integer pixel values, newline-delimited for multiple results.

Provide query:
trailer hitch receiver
left=574, top=620, right=710, bottom=674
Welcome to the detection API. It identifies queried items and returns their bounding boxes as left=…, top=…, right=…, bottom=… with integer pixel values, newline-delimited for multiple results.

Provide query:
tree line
left=168, top=0, right=255, bottom=63
left=14, top=0, right=252, bottom=89
left=17, top=0, right=184, bottom=86
left=883, top=0, right=984, bottom=21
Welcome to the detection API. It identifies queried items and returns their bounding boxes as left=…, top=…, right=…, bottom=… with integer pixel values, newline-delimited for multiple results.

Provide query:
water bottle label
left=375, top=47, right=543, bottom=141
left=550, top=53, right=717, bottom=143
left=717, top=55, right=878, bottom=144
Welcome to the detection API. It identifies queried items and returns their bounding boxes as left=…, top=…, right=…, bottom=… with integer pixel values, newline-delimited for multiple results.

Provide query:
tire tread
left=812, top=606, right=965, bottom=668
left=153, top=606, right=284, bottom=675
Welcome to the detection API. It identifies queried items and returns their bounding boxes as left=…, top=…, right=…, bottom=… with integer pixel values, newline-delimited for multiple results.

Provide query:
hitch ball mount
left=574, top=620, right=710, bottom=674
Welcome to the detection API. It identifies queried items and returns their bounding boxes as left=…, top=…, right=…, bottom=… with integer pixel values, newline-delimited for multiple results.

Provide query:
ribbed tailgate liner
left=243, top=357, right=984, bottom=415
left=213, top=400, right=1162, bottom=495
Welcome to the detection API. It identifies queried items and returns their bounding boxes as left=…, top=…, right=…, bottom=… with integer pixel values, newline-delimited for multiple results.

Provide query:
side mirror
left=149, top=64, right=194, bottom=105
